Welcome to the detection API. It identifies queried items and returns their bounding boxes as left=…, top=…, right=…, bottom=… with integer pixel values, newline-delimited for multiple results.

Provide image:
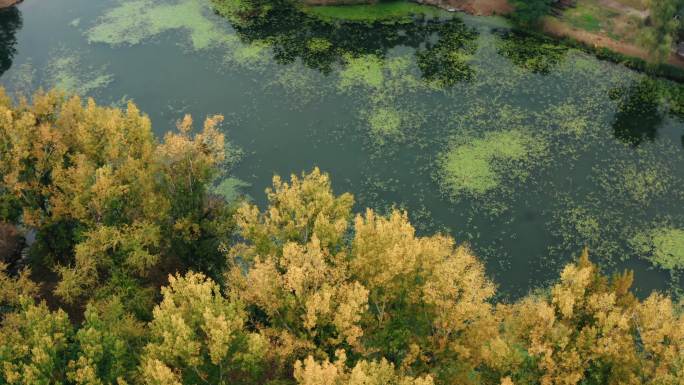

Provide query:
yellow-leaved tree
left=351, top=208, right=497, bottom=382
left=486, top=250, right=675, bottom=385
left=225, top=168, right=367, bottom=368
left=0, top=88, right=232, bottom=316
left=225, top=168, right=498, bottom=383
left=294, top=350, right=434, bottom=385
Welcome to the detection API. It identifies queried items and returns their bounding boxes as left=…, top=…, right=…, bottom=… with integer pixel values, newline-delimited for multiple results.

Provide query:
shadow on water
left=495, top=29, right=568, bottom=74
left=0, top=6, right=22, bottom=77
left=416, top=20, right=477, bottom=85
left=609, top=78, right=664, bottom=147
left=225, top=0, right=477, bottom=83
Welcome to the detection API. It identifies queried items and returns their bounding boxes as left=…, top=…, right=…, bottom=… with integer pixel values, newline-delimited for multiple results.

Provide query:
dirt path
left=597, top=0, right=648, bottom=19
left=543, top=17, right=684, bottom=68
left=0, top=0, right=20, bottom=8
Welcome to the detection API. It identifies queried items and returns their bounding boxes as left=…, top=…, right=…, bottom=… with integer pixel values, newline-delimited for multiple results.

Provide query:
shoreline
left=406, top=0, right=684, bottom=80
left=0, top=0, right=21, bottom=9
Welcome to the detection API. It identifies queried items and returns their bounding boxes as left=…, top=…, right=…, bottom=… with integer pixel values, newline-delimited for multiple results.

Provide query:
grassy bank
left=301, top=1, right=447, bottom=22
left=539, top=23, right=684, bottom=82
left=540, top=0, right=684, bottom=78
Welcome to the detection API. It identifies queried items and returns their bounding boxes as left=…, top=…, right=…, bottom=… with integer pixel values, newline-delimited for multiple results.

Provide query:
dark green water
left=2, top=0, right=684, bottom=298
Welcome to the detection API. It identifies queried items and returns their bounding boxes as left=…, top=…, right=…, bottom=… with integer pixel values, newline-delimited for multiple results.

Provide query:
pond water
left=2, top=0, right=684, bottom=298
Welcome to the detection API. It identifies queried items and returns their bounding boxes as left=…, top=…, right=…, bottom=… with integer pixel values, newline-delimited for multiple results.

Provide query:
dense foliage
left=1, top=91, right=684, bottom=384
left=643, top=0, right=684, bottom=61
left=509, top=0, right=554, bottom=28
left=0, top=88, right=232, bottom=318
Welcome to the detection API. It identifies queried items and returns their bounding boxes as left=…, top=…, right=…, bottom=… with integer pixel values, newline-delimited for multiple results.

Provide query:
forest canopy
left=0, top=89, right=684, bottom=385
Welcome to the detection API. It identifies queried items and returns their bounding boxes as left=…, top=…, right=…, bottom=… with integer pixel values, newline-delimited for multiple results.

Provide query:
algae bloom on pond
left=439, top=130, right=546, bottom=198
left=4, top=0, right=684, bottom=297
left=631, top=228, right=684, bottom=270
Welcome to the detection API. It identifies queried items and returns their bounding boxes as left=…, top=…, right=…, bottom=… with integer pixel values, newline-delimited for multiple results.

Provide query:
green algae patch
left=338, top=54, right=384, bottom=91
left=88, top=0, right=274, bottom=71
left=366, top=106, right=402, bottom=137
left=565, top=206, right=601, bottom=244
left=87, top=0, right=228, bottom=50
left=46, top=49, right=113, bottom=96
left=213, top=177, right=251, bottom=203
left=302, top=1, right=444, bottom=23
left=307, top=37, right=332, bottom=53
left=226, top=40, right=272, bottom=68
left=440, top=130, right=545, bottom=197
left=337, top=54, right=426, bottom=143
left=631, top=228, right=684, bottom=270
left=596, top=158, right=672, bottom=206
left=268, top=65, right=327, bottom=105
left=363, top=102, right=425, bottom=144
left=544, top=104, right=590, bottom=138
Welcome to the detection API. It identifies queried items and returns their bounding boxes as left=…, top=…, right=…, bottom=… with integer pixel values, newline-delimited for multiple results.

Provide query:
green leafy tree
left=141, top=271, right=267, bottom=385
left=0, top=298, right=72, bottom=384
left=67, top=298, right=146, bottom=385
left=510, top=0, right=554, bottom=28
left=644, top=0, right=684, bottom=61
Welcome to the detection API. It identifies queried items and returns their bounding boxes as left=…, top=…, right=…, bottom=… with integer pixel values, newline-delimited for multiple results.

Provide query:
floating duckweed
left=367, top=106, right=402, bottom=137
left=211, top=0, right=272, bottom=28
left=383, top=56, right=424, bottom=92
left=87, top=0, right=156, bottom=46
left=268, top=65, right=326, bottom=105
left=440, top=129, right=545, bottom=197
left=89, top=0, right=279, bottom=71
left=593, top=152, right=674, bottom=207
left=45, top=49, right=113, bottom=95
left=338, top=54, right=384, bottom=91
left=546, top=104, right=589, bottom=138
left=336, top=53, right=427, bottom=145
left=87, top=0, right=228, bottom=50
left=549, top=198, right=626, bottom=266
left=567, top=52, right=601, bottom=72
left=631, top=228, right=684, bottom=270
left=618, top=163, right=669, bottom=206
left=227, top=40, right=271, bottom=67
left=307, top=37, right=332, bottom=53
left=566, top=207, right=601, bottom=243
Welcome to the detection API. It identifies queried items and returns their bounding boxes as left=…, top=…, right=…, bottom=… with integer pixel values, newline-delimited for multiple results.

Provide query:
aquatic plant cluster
left=3, top=0, right=684, bottom=296
left=439, top=129, right=546, bottom=197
